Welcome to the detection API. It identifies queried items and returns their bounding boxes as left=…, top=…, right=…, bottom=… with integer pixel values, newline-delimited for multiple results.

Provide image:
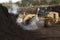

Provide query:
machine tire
left=44, top=20, right=52, bottom=27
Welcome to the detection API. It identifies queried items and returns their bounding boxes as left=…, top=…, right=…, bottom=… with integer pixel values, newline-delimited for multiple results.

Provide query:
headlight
left=16, top=18, right=23, bottom=24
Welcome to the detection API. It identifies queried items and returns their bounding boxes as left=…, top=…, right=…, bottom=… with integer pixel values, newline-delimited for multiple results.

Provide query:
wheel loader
left=17, top=11, right=59, bottom=27
left=16, top=6, right=60, bottom=30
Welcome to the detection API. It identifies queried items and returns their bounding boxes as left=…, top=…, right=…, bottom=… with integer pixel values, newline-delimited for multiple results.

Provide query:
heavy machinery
left=16, top=12, right=59, bottom=30
left=44, top=12, right=59, bottom=27
left=17, top=6, right=59, bottom=30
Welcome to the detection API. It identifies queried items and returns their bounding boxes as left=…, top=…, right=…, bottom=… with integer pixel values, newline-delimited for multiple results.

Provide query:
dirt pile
left=0, top=4, right=37, bottom=40
left=0, top=4, right=24, bottom=40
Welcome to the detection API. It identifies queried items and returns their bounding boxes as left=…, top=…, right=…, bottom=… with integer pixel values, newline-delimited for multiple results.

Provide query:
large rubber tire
left=44, top=20, right=55, bottom=27
left=44, top=21, right=52, bottom=27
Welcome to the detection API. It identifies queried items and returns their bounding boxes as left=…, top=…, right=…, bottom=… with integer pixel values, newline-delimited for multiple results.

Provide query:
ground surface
left=11, top=15, right=60, bottom=40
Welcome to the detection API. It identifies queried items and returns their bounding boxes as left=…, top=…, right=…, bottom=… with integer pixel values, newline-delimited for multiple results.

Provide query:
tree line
left=22, top=0, right=60, bottom=6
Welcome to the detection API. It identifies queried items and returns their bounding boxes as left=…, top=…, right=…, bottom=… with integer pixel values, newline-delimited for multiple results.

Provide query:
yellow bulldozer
left=17, top=12, right=59, bottom=27
left=16, top=6, right=60, bottom=29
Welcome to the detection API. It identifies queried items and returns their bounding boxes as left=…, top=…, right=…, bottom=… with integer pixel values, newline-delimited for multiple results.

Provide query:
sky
left=0, top=0, right=21, bottom=3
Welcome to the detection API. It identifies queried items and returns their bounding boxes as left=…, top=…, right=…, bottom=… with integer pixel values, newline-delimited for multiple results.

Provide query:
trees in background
left=22, top=0, right=32, bottom=6
left=49, top=0, right=59, bottom=5
left=1, top=0, right=60, bottom=7
left=40, top=0, right=48, bottom=5
left=21, top=0, right=60, bottom=6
